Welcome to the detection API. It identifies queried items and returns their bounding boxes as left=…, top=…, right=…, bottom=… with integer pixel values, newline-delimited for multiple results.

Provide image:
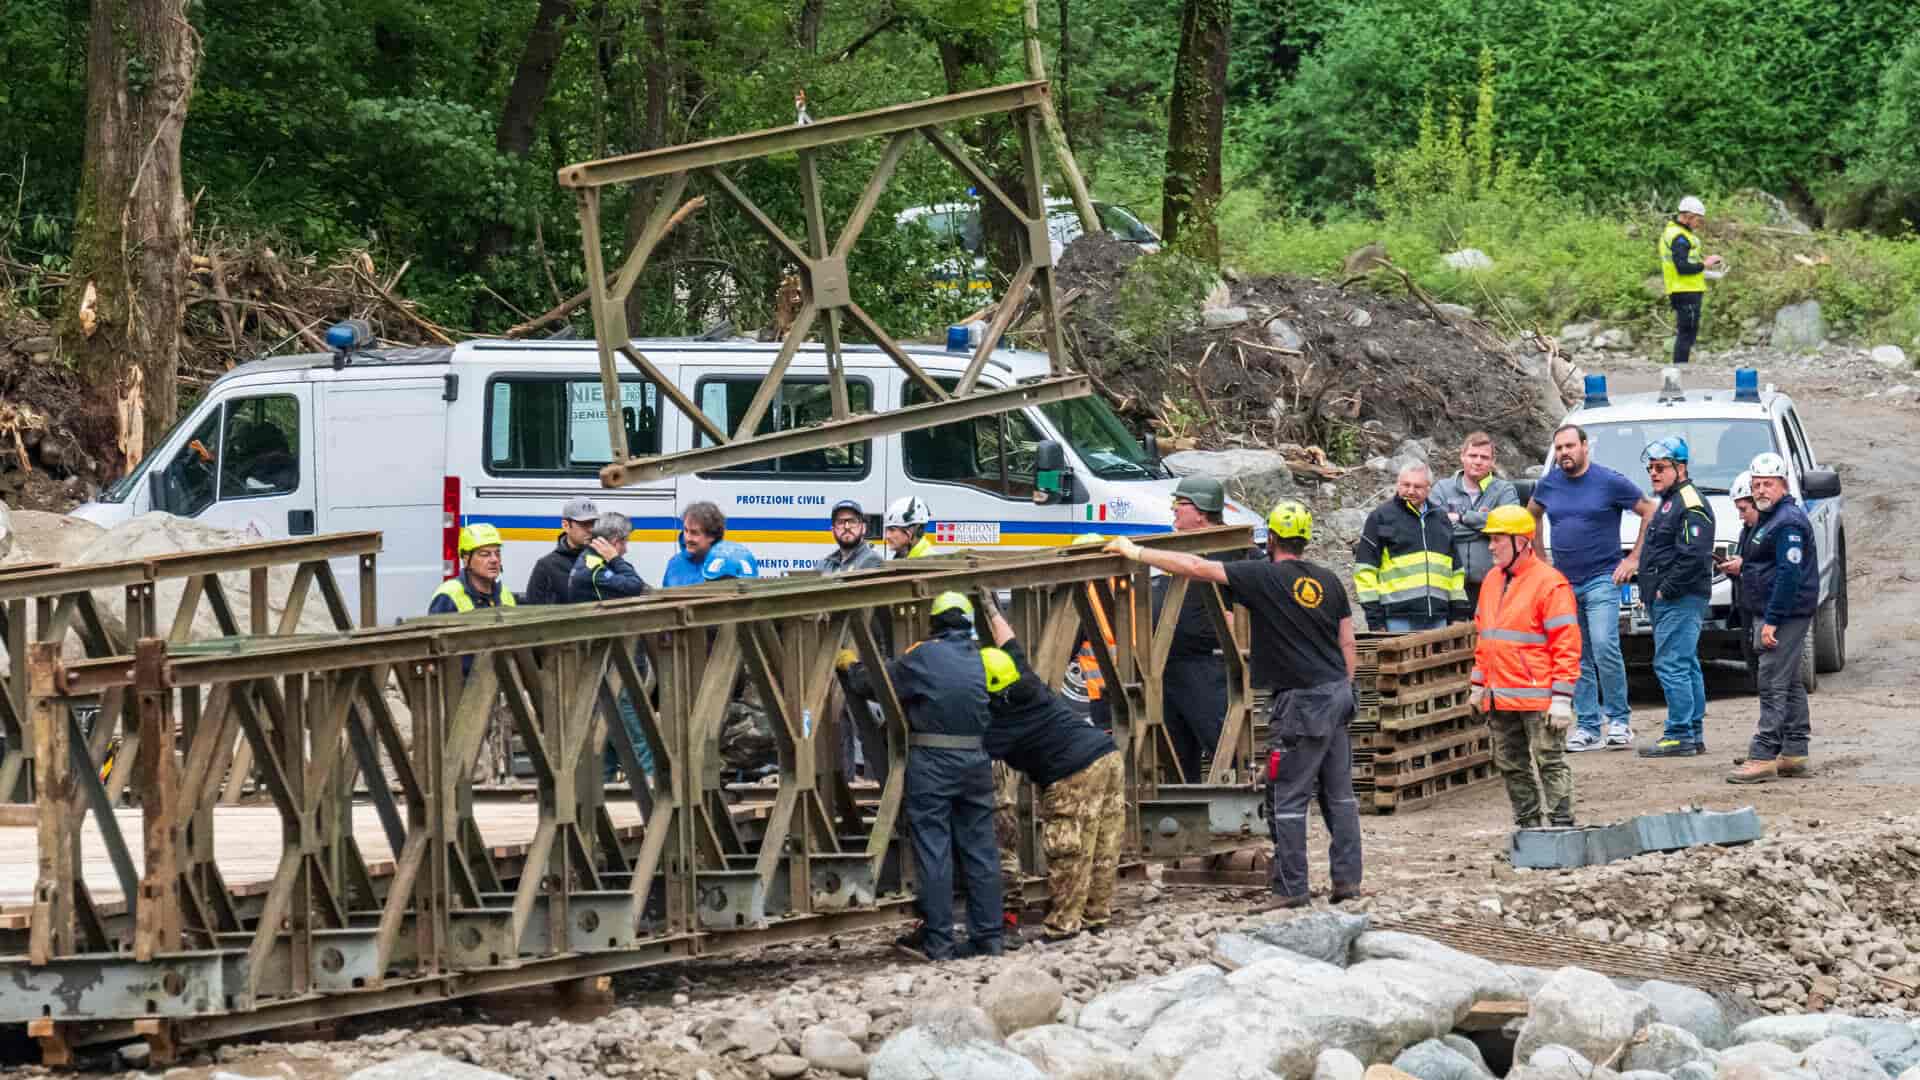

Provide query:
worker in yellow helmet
left=426, top=522, right=519, bottom=785
left=976, top=594, right=1121, bottom=943
left=838, top=591, right=1002, bottom=961
left=1106, top=500, right=1363, bottom=910
left=429, top=523, right=519, bottom=613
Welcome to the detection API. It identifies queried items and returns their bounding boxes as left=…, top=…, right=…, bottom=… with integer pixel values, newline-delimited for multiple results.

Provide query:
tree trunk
left=1162, top=0, right=1230, bottom=264
left=939, top=34, right=1028, bottom=284
left=473, top=0, right=581, bottom=270
left=795, top=0, right=824, bottom=52
left=1022, top=0, right=1099, bottom=236
left=621, top=0, right=674, bottom=330
left=59, top=0, right=199, bottom=476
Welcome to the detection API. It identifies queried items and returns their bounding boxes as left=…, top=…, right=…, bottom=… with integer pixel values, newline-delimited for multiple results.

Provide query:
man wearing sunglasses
left=1637, top=438, right=1717, bottom=758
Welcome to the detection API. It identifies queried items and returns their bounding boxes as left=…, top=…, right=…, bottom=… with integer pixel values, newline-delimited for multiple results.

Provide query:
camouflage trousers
left=1041, top=751, right=1125, bottom=934
left=1488, top=709, right=1574, bottom=827
left=993, top=761, right=1022, bottom=897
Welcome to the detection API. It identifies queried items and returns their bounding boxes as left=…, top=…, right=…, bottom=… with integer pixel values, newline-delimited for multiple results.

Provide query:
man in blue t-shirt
left=1527, top=424, right=1657, bottom=752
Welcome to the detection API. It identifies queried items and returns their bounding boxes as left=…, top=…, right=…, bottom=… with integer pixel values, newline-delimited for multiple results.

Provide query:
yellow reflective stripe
left=433, top=580, right=476, bottom=613
left=1372, top=575, right=1459, bottom=596
left=1353, top=563, right=1382, bottom=602
left=1680, top=485, right=1704, bottom=510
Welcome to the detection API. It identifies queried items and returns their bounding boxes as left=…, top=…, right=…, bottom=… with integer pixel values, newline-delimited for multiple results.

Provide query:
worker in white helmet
left=1662, top=196, right=1724, bottom=365
left=884, top=495, right=936, bottom=559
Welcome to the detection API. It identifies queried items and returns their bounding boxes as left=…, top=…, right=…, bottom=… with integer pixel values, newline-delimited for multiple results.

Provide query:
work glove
left=1468, top=686, right=1487, bottom=713
left=834, top=648, right=859, bottom=672
left=1103, top=537, right=1143, bottom=561
left=1546, top=698, right=1574, bottom=733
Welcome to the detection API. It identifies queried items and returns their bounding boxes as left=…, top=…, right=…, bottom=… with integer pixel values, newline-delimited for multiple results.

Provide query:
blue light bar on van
left=326, top=319, right=372, bottom=352
left=1733, top=367, right=1760, bottom=402
left=1583, top=373, right=1609, bottom=408
left=946, top=325, right=969, bottom=352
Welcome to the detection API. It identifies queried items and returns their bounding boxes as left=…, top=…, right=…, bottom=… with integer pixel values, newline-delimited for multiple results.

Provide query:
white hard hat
left=1748, top=452, right=1789, bottom=479
left=884, top=495, right=931, bottom=530
left=1677, top=196, right=1706, bottom=217
left=1731, top=471, right=1753, bottom=501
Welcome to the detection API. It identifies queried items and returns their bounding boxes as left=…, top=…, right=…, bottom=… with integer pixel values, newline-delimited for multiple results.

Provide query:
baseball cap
left=830, top=498, right=864, bottom=519
left=561, top=496, right=599, bottom=522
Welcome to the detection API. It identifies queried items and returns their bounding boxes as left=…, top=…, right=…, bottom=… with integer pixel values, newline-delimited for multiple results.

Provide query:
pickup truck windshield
left=1040, top=397, right=1166, bottom=479
left=1582, top=418, right=1775, bottom=495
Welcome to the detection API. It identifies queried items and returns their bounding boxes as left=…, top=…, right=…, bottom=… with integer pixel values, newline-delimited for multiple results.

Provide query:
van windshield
left=96, top=408, right=201, bottom=503
left=1040, top=397, right=1166, bottom=480
left=1580, top=418, right=1775, bottom=495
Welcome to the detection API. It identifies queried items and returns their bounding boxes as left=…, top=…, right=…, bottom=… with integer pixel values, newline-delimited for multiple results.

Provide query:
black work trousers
left=906, top=749, right=1003, bottom=959
left=1266, top=680, right=1364, bottom=898
left=1163, top=655, right=1228, bottom=783
left=1671, top=292, right=1703, bottom=364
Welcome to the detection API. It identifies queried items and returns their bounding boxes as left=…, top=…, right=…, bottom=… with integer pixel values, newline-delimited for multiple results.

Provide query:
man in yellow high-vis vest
left=1661, top=196, right=1723, bottom=365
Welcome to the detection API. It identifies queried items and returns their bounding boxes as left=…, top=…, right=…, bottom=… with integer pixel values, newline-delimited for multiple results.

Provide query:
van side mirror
left=1034, top=439, right=1074, bottom=502
left=1802, top=468, right=1841, bottom=499
left=1143, top=432, right=1162, bottom=463
left=1512, top=478, right=1536, bottom=505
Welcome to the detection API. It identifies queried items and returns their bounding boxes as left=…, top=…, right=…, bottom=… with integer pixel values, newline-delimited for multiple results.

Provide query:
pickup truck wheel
left=1800, top=629, right=1820, bottom=694
left=1814, top=549, right=1847, bottom=673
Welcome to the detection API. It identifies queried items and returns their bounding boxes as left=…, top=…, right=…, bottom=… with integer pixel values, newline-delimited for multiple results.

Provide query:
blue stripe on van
left=464, top=513, right=1171, bottom=537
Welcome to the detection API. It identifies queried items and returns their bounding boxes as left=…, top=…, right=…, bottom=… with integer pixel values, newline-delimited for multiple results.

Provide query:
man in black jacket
left=1354, top=463, right=1470, bottom=631
left=978, top=602, right=1121, bottom=943
left=1637, top=437, right=1717, bottom=758
left=839, top=593, right=1002, bottom=961
left=524, top=496, right=599, bottom=605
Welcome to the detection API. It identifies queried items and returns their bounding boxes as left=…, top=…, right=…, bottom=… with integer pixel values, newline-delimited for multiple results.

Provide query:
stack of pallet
left=1349, top=623, right=1495, bottom=814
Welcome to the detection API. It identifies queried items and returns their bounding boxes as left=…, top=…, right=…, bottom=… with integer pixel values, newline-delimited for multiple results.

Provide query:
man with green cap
left=838, top=592, right=1003, bottom=960
left=1155, top=475, right=1239, bottom=781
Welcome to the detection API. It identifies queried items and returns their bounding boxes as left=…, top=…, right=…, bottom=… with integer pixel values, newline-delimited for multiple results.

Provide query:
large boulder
left=1317, top=1049, right=1368, bottom=1080
left=1249, top=910, right=1370, bottom=966
left=1350, top=932, right=1525, bottom=1002
left=1772, top=301, right=1828, bottom=352
left=1394, top=1039, right=1495, bottom=1080
left=1636, top=979, right=1733, bottom=1049
left=1346, top=959, right=1477, bottom=1031
left=1173, top=1053, right=1283, bottom=1080
left=1736, top=1016, right=1844, bottom=1053
left=801, top=1025, right=870, bottom=1077
left=870, top=1008, right=1044, bottom=1080
left=1005, top=1025, right=1152, bottom=1080
left=981, top=966, right=1066, bottom=1036
left=1802, top=1037, right=1895, bottom=1080
left=1872, top=345, right=1910, bottom=370
left=1831, top=1019, right=1920, bottom=1075
left=1624, top=1023, right=1715, bottom=1073
left=348, top=1054, right=517, bottom=1080
left=1133, top=990, right=1320, bottom=1079
left=1165, top=449, right=1299, bottom=512
left=1722, top=1042, right=1810, bottom=1070
left=1077, top=965, right=1227, bottom=1048
left=1230, top=962, right=1445, bottom=1061
left=1213, top=932, right=1325, bottom=971
left=1515, top=967, right=1644, bottom=1066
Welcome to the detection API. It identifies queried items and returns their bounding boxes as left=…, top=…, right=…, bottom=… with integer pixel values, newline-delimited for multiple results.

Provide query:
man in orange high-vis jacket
left=1470, top=506, right=1582, bottom=828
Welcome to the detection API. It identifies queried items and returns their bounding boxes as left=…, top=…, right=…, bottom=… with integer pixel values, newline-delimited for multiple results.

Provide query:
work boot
left=1638, top=738, right=1702, bottom=758
left=1726, top=758, right=1777, bottom=785
left=1330, top=882, right=1366, bottom=904
left=893, top=924, right=933, bottom=963
left=1776, top=756, right=1811, bottom=778
left=1082, top=921, right=1107, bottom=937
left=1260, top=893, right=1310, bottom=912
left=1022, top=923, right=1081, bottom=945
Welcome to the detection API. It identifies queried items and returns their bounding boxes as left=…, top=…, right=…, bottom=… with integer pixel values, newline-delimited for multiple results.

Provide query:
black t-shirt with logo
left=1222, top=557, right=1351, bottom=690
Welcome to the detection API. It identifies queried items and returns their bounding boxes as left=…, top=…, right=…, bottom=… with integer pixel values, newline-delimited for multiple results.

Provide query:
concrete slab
left=1510, top=808, right=1761, bottom=869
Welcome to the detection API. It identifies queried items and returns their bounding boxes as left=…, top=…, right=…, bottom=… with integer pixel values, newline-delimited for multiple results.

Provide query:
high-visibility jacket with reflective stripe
left=1074, top=581, right=1116, bottom=700
left=1353, top=498, right=1470, bottom=624
left=1661, top=221, right=1706, bottom=295
left=1470, top=552, right=1581, bottom=711
left=904, top=534, right=936, bottom=559
left=431, top=574, right=517, bottom=614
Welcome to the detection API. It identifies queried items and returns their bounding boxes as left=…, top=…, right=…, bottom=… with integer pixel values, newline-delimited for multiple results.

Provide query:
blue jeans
left=1572, top=575, right=1632, bottom=737
left=1650, top=593, right=1708, bottom=744
left=1386, top=615, right=1447, bottom=633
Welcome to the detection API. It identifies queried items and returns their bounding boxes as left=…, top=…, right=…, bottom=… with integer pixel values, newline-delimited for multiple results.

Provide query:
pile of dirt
left=1052, top=234, right=1565, bottom=468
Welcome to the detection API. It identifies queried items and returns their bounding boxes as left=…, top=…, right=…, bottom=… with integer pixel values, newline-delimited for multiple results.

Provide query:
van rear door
left=316, top=377, right=449, bottom=622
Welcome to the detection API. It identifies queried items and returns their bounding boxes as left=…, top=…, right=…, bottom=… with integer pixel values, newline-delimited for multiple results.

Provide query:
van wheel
left=1800, top=630, right=1819, bottom=694
left=1814, top=550, right=1847, bottom=674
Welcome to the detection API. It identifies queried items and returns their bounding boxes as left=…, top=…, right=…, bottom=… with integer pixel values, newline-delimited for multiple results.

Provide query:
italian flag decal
left=1084, top=504, right=1107, bottom=521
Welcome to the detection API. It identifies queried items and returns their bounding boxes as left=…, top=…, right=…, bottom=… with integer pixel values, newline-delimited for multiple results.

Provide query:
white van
left=74, top=336, right=1254, bottom=621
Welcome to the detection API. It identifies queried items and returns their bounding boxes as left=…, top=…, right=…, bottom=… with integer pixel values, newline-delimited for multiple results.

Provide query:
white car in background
left=898, top=198, right=1162, bottom=293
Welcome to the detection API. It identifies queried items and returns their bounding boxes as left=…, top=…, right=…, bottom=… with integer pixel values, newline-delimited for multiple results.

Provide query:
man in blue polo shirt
left=1528, top=424, right=1657, bottom=752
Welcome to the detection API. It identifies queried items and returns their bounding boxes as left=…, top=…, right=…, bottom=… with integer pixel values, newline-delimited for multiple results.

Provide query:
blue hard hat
left=1641, top=436, right=1689, bottom=464
left=702, top=541, right=760, bottom=581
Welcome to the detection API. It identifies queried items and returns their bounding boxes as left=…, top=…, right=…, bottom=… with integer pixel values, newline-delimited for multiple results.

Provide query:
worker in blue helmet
left=838, top=591, right=1002, bottom=961
left=1637, top=435, right=1716, bottom=759
left=701, top=540, right=760, bottom=581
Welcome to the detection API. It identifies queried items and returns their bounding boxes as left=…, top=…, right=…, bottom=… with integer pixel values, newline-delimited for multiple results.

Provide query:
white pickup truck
left=1534, top=368, right=1847, bottom=690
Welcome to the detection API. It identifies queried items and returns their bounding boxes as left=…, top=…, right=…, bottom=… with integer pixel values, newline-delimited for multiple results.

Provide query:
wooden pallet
left=1353, top=723, right=1492, bottom=785
left=1352, top=709, right=1483, bottom=752
left=1356, top=623, right=1477, bottom=671
left=1355, top=659, right=1474, bottom=699
left=1360, top=759, right=1499, bottom=815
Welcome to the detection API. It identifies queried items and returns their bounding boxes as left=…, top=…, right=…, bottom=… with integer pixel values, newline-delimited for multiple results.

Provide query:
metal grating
left=1378, top=914, right=1777, bottom=990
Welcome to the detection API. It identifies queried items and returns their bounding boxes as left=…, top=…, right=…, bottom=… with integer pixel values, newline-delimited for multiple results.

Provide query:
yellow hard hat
left=459, top=523, right=504, bottom=555
left=930, top=591, right=974, bottom=619
left=1483, top=505, right=1537, bottom=536
left=981, top=647, right=1020, bottom=693
left=1266, top=500, right=1313, bottom=541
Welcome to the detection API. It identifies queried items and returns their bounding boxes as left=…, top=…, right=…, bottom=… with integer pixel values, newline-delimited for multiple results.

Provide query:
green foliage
left=1112, top=249, right=1216, bottom=360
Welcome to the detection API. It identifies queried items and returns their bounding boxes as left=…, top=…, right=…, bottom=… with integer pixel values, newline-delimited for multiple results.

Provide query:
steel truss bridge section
left=2, top=528, right=1263, bottom=1064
